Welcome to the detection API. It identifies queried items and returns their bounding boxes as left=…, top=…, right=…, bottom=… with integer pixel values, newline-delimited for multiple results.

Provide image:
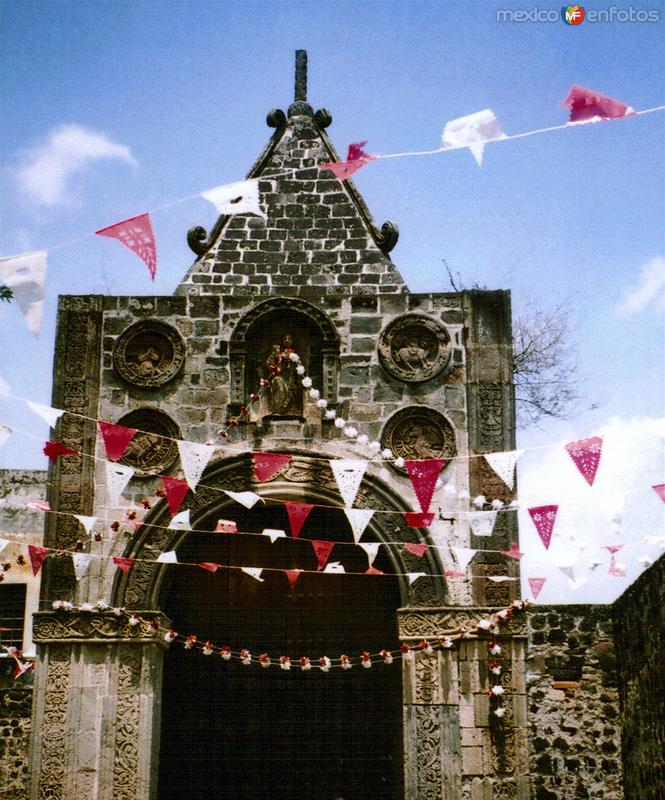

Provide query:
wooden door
left=157, top=503, right=403, bottom=800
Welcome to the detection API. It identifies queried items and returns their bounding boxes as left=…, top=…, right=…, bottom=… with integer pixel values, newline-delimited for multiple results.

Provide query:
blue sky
left=1, top=1, right=663, bottom=601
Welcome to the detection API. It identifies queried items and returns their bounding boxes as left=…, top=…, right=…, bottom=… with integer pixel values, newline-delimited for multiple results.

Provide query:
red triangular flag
left=444, top=570, right=465, bottom=578
left=500, top=542, right=524, bottom=560
left=253, top=452, right=292, bottom=482
left=652, top=484, right=665, bottom=503
left=528, top=505, right=558, bottom=549
left=311, top=540, right=335, bottom=571
left=562, top=85, right=634, bottom=124
left=285, top=569, right=302, bottom=587
left=96, top=213, right=157, bottom=280
left=214, top=519, right=238, bottom=533
left=284, top=502, right=314, bottom=538
left=322, top=141, right=375, bottom=180
left=604, top=544, right=623, bottom=555
left=528, top=577, right=546, bottom=599
left=403, top=511, right=434, bottom=528
left=113, top=557, right=135, bottom=574
left=43, top=441, right=77, bottom=462
left=161, top=477, right=189, bottom=516
left=405, top=459, right=445, bottom=513
left=347, top=141, right=372, bottom=162
left=565, top=436, right=603, bottom=486
left=197, top=562, right=221, bottom=573
left=28, top=545, right=48, bottom=576
left=98, top=421, right=137, bottom=462
left=403, top=542, right=428, bottom=558
left=365, top=567, right=384, bottom=575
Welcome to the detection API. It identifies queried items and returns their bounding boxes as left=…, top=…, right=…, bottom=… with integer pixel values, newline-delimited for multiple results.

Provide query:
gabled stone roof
left=177, top=52, right=407, bottom=297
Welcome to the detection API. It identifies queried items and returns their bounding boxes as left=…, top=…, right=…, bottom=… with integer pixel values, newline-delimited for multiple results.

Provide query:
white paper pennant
left=0, top=250, right=47, bottom=334
left=487, top=576, right=518, bottom=583
left=484, top=450, right=523, bottom=490
left=169, top=509, right=191, bottom=530
left=358, top=542, right=381, bottom=566
left=331, top=460, right=367, bottom=508
left=177, top=440, right=215, bottom=492
left=105, top=461, right=135, bottom=507
left=407, top=572, right=427, bottom=585
left=323, top=561, right=346, bottom=574
left=468, top=510, right=498, bottom=537
left=72, top=552, right=93, bottom=580
left=202, top=179, right=265, bottom=219
left=73, top=515, right=98, bottom=535
left=0, top=539, right=9, bottom=557
left=0, top=423, right=12, bottom=449
left=557, top=565, right=575, bottom=581
left=224, top=490, right=262, bottom=509
left=452, top=546, right=477, bottom=572
left=241, top=567, right=264, bottom=582
left=441, top=109, right=506, bottom=166
left=343, top=508, right=374, bottom=543
left=157, top=551, right=178, bottom=563
left=262, top=528, right=286, bottom=543
left=26, top=401, right=64, bottom=429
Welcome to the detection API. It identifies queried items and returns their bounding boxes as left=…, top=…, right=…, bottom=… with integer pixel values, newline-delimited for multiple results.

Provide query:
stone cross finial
left=295, top=50, right=307, bottom=102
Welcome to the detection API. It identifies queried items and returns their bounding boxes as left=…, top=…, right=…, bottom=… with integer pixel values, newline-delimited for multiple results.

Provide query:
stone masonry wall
left=0, top=470, right=48, bottom=536
left=612, top=554, right=665, bottom=800
left=0, top=685, right=32, bottom=800
left=526, top=606, right=622, bottom=800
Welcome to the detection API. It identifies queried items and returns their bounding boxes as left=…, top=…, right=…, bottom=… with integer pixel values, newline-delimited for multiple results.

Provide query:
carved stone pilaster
left=404, top=704, right=461, bottom=800
left=32, top=610, right=170, bottom=646
left=398, top=607, right=528, bottom=640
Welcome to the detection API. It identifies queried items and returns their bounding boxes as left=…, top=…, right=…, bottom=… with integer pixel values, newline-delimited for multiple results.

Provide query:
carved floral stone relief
left=113, top=320, right=186, bottom=388
left=378, top=314, right=451, bottom=383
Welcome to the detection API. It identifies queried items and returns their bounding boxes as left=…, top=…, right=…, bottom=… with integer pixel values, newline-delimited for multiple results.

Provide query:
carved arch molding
left=228, top=296, right=341, bottom=406
left=113, top=451, right=447, bottom=610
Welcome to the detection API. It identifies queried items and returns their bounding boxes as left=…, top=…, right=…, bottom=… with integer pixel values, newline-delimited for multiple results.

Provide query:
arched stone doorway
left=112, top=452, right=447, bottom=800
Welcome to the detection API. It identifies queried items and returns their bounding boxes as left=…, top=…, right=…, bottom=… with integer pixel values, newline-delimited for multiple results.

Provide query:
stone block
left=463, top=746, right=484, bottom=775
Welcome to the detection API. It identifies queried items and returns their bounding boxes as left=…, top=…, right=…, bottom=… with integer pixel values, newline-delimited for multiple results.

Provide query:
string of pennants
left=1, top=85, right=663, bottom=334
left=0, top=600, right=528, bottom=716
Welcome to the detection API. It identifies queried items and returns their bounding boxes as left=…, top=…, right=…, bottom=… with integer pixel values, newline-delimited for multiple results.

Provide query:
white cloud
left=14, top=124, right=138, bottom=206
left=617, top=256, right=665, bottom=316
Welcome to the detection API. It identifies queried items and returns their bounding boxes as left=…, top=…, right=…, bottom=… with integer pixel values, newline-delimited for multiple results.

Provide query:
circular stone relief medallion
left=117, top=408, right=180, bottom=476
left=381, top=407, right=457, bottom=474
left=113, top=321, right=186, bottom=388
left=378, top=314, right=451, bottom=383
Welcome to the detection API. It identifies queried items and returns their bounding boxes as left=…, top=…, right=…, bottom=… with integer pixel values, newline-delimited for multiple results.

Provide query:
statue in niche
left=262, top=332, right=303, bottom=417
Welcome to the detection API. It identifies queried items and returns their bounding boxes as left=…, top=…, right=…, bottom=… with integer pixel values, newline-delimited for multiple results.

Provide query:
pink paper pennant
left=197, top=562, right=221, bottom=573
left=311, top=540, right=335, bottom=571
left=27, top=499, right=50, bottom=512
left=98, top=421, right=137, bottom=462
left=444, top=570, right=465, bottom=578
left=403, top=511, right=435, bottom=528
left=500, top=542, right=524, bottom=560
left=321, top=143, right=374, bottom=181
left=214, top=519, right=238, bottom=533
left=405, top=459, right=445, bottom=513
left=347, top=141, right=372, bottom=162
left=652, top=484, right=665, bottom=503
left=113, top=557, right=135, bottom=574
left=28, top=545, right=48, bottom=576
left=565, top=436, right=603, bottom=486
left=43, top=441, right=77, bottom=462
left=562, top=85, right=634, bottom=123
left=253, top=452, right=292, bottom=482
left=403, top=542, right=428, bottom=558
left=284, top=502, right=313, bottom=538
left=161, top=477, right=189, bottom=516
left=96, top=213, right=157, bottom=280
left=528, top=577, right=546, bottom=599
left=365, top=567, right=384, bottom=575
left=528, top=505, right=558, bottom=549
left=604, top=545, right=623, bottom=555
left=285, top=569, right=302, bottom=587
left=608, top=559, right=626, bottom=577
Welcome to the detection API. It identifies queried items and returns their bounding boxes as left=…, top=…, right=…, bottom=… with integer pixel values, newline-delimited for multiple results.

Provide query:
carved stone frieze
left=477, top=384, right=504, bottom=452
left=378, top=314, right=451, bottom=383
left=398, top=607, right=528, bottom=640
left=414, top=705, right=444, bottom=800
left=113, top=646, right=142, bottom=800
left=381, top=406, right=456, bottom=473
left=36, top=646, right=70, bottom=800
left=32, top=610, right=170, bottom=645
left=117, top=408, right=181, bottom=475
left=113, top=320, right=186, bottom=388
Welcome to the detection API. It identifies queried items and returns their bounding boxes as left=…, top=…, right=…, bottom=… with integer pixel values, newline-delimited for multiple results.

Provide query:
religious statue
left=263, top=333, right=303, bottom=417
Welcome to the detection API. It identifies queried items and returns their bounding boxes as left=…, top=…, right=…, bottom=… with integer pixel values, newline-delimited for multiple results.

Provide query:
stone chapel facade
left=20, top=53, right=639, bottom=800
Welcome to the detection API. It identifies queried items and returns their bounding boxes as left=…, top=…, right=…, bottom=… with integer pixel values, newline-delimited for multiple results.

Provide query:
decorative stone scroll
left=117, top=408, right=181, bottom=476
left=381, top=406, right=457, bottom=473
left=378, top=314, right=451, bottom=383
left=32, top=610, right=170, bottom=645
left=113, top=320, right=186, bottom=388
left=397, top=607, right=528, bottom=640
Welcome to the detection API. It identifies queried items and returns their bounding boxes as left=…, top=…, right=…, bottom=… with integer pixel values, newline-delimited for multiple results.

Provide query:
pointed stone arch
left=112, top=450, right=447, bottom=610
